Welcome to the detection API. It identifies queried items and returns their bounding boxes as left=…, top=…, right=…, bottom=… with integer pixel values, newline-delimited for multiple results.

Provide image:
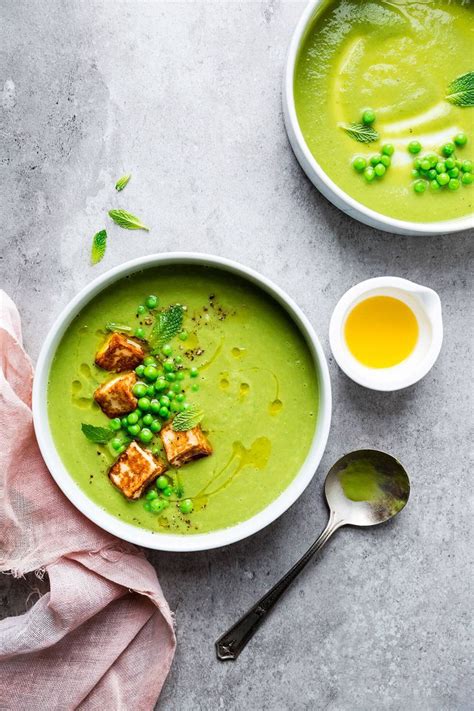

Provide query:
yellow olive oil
left=344, top=296, right=419, bottom=368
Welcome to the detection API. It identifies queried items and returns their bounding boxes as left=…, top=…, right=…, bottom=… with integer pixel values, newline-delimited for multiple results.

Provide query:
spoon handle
left=215, top=511, right=343, bottom=661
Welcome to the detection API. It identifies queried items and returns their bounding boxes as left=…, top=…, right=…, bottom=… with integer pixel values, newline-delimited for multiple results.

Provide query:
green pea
left=362, top=108, right=376, bottom=125
left=427, top=169, right=437, bottom=180
left=142, top=413, right=153, bottom=425
left=159, top=406, right=170, bottom=419
left=437, top=172, right=450, bottom=186
left=137, top=397, right=151, bottom=412
left=352, top=156, right=367, bottom=172
left=420, top=159, right=431, bottom=172
left=179, top=499, right=194, bottom=514
left=135, top=364, right=145, bottom=377
left=441, top=142, right=455, bottom=157
left=374, top=163, right=386, bottom=177
left=408, top=141, right=422, bottom=154
left=138, top=428, right=153, bottom=443
left=136, top=417, right=144, bottom=428
left=156, top=475, right=169, bottom=490
left=150, top=499, right=166, bottom=513
left=414, top=158, right=422, bottom=169
left=382, top=143, right=394, bottom=157
left=127, top=411, right=139, bottom=425
left=144, top=365, right=159, bottom=382
left=150, top=419, right=162, bottom=433
left=155, top=378, right=167, bottom=391
left=150, top=399, right=161, bottom=414
left=176, top=393, right=185, bottom=403
left=462, top=172, right=473, bottom=185
left=170, top=401, right=180, bottom=413
left=191, top=383, right=200, bottom=392
left=146, top=385, right=155, bottom=397
left=445, top=157, right=456, bottom=170
left=171, top=382, right=181, bottom=393
left=174, top=355, right=183, bottom=365
left=165, top=372, right=176, bottom=382
left=111, top=437, right=123, bottom=451
left=162, top=344, right=173, bottom=356
left=427, top=154, right=438, bottom=167
left=137, top=305, right=146, bottom=315
left=448, top=167, right=459, bottom=178
left=179, top=330, right=188, bottom=341
left=159, top=395, right=170, bottom=407
left=435, top=162, right=446, bottom=174
left=163, top=359, right=174, bottom=372
left=363, top=166, right=375, bottom=182
left=455, top=159, right=463, bottom=169
left=176, top=372, right=185, bottom=381
left=370, top=154, right=382, bottom=166
left=132, top=382, right=148, bottom=398
left=411, top=169, right=420, bottom=179
left=109, top=418, right=121, bottom=431
left=453, top=132, right=467, bottom=147
left=462, top=160, right=472, bottom=173
left=143, top=356, right=157, bottom=366
left=380, top=155, right=391, bottom=167
left=190, top=367, right=199, bottom=378
left=121, top=417, right=129, bottom=428
left=145, top=295, right=158, bottom=309
left=162, top=486, right=174, bottom=497
left=166, top=390, right=175, bottom=400
left=127, top=424, right=140, bottom=436
left=413, top=180, right=426, bottom=194
left=448, top=178, right=460, bottom=190
left=134, top=327, right=145, bottom=339
left=430, top=180, right=441, bottom=191
left=145, top=489, right=158, bottom=501
left=143, top=501, right=152, bottom=512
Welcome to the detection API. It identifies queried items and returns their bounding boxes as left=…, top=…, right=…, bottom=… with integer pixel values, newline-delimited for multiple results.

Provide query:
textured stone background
left=1, top=1, right=472, bottom=709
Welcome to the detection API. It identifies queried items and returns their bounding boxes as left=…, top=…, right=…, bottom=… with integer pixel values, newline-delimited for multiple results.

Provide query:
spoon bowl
left=325, top=449, right=410, bottom=527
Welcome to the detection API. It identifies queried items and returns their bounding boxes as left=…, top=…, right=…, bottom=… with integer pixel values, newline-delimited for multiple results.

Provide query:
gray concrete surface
left=1, top=1, right=473, bottom=709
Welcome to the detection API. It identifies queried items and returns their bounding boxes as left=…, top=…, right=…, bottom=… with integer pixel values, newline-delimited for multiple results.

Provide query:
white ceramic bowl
left=33, top=253, right=332, bottom=552
left=329, top=277, right=443, bottom=391
left=282, top=0, right=473, bottom=236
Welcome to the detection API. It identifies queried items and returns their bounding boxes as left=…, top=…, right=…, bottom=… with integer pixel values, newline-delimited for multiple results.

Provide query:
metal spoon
left=216, top=449, right=410, bottom=661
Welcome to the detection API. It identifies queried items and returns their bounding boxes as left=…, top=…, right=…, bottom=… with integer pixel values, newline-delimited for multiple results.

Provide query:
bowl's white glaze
left=329, top=277, right=443, bottom=391
left=33, top=253, right=332, bottom=552
left=282, top=0, right=473, bottom=236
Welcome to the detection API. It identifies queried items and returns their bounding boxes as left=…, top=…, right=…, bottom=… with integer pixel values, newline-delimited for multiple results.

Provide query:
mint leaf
left=172, top=405, right=203, bottom=432
left=150, top=305, right=184, bottom=352
left=108, top=209, right=149, bottom=231
left=446, top=71, right=474, bottom=107
left=340, top=122, right=379, bottom=144
left=91, top=230, right=107, bottom=265
left=115, top=174, right=131, bottom=191
left=81, top=423, right=114, bottom=443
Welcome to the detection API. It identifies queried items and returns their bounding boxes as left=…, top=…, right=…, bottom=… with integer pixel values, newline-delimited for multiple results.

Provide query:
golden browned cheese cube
left=93, top=371, right=137, bottom=418
left=95, top=332, right=144, bottom=372
left=109, top=441, right=167, bottom=500
left=160, top=423, right=213, bottom=468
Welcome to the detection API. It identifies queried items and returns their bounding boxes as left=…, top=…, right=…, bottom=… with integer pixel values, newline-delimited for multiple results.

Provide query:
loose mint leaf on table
left=81, top=423, right=114, bottom=443
left=108, top=209, right=149, bottom=231
left=445, top=71, right=474, bottom=107
left=339, top=122, right=379, bottom=144
left=115, top=174, right=131, bottom=191
left=150, top=305, right=184, bottom=352
left=172, top=405, right=204, bottom=432
left=91, top=229, right=107, bottom=265
left=105, top=322, right=133, bottom=333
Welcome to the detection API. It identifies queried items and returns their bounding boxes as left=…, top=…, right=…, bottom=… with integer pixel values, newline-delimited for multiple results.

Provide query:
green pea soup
left=294, top=0, right=473, bottom=222
left=47, top=266, right=319, bottom=535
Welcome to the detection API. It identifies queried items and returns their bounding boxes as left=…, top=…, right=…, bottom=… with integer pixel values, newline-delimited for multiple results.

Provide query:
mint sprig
left=340, top=122, right=379, bottom=144
left=150, top=305, right=184, bottom=352
left=446, top=71, right=474, bottom=107
left=91, top=229, right=107, bottom=265
left=172, top=405, right=204, bottom=432
left=81, top=423, right=114, bottom=443
left=108, top=209, right=149, bottom=231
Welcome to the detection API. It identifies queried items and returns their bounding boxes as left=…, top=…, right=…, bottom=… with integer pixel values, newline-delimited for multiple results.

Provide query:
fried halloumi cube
left=95, top=332, right=144, bottom=372
left=160, top=423, right=213, bottom=468
left=94, top=371, right=137, bottom=418
left=109, top=441, right=167, bottom=499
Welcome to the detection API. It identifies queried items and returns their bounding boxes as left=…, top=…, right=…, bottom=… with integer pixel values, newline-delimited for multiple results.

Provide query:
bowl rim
left=283, top=0, right=473, bottom=236
left=32, top=252, right=332, bottom=552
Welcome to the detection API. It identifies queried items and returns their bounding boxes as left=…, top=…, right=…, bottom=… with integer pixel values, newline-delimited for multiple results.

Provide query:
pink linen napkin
left=0, top=290, right=176, bottom=710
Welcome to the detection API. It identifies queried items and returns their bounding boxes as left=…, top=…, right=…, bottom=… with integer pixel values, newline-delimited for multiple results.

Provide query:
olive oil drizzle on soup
left=294, top=0, right=473, bottom=222
left=48, top=267, right=319, bottom=535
